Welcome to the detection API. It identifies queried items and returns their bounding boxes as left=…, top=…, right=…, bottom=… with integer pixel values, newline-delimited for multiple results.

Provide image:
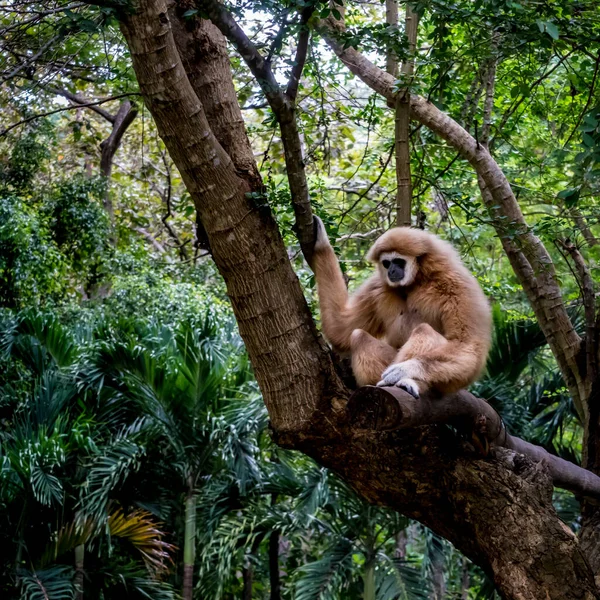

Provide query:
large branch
left=169, top=10, right=262, bottom=189
left=319, top=21, right=587, bottom=420
left=118, top=0, right=342, bottom=432
left=276, top=396, right=599, bottom=600
left=348, top=386, right=600, bottom=497
left=194, top=0, right=316, bottom=259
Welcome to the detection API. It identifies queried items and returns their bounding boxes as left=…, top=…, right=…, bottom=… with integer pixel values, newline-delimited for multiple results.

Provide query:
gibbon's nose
left=388, top=264, right=404, bottom=282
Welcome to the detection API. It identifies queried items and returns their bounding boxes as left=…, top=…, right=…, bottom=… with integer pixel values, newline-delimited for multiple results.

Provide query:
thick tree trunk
left=116, top=2, right=600, bottom=598
left=119, top=0, right=342, bottom=433
left=278, top=421, right=597, bottom=600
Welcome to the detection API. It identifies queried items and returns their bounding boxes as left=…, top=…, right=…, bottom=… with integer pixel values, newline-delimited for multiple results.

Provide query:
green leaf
left=332, top=8, right=342, bottom=20
left=557, top=188, right=580, bottom=206
left=582, top=133, right=596, bottom=147
left=545, top=22, right=559, bottom=40
left=182, top=9, right=198, bottom=18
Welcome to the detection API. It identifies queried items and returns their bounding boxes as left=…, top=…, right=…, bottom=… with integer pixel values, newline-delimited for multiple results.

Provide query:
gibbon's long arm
left=311, top=218, right=382, bottom=352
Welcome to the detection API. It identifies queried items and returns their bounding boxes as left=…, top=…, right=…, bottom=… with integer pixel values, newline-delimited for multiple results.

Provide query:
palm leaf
left=18, top=566, right=76, bottom=600
left=108, top=507, right=175, bottom=574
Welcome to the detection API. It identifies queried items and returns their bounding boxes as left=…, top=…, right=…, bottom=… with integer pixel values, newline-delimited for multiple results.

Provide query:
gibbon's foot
left=377, top=361, right=422, bottom=398
left=396, top=377, right=420, bottom=398
left=376, top=372, right=420, bottom=398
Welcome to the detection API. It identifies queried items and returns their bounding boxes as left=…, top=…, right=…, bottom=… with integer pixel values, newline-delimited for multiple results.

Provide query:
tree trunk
left=119, top=0, right=341, bottom=434
left=394, top=5, right=418, bottom=227
left=243, top=556, right=253, bottom=600
left=363, top=558, right=376, bottom=600
left=269, top=529, right=281, bottom=600
left=74, top=543, right=84, bottom=600
left=182, top=491, right=196, bottom=600
left=460, top=556, right=469, bottom=600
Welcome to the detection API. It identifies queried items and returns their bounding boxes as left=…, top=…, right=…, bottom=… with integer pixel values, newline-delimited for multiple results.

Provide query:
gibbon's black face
left=378, top=251, right=417, bottom=287
left=382, top=257, right=406, bottom=282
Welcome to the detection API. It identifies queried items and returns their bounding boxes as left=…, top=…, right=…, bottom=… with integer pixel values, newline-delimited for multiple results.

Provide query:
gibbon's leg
left=311, top=217, right=380, bottom=353
left=350, top=329, right=397, bottom=387
left=377, top=323, right=448, bottom=398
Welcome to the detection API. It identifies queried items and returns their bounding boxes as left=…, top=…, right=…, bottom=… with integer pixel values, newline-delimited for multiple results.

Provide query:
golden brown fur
left=311, top=219, right=492, bottom=397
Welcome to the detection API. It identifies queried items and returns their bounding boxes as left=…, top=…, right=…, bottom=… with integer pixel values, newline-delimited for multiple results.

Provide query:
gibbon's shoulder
left=366, top=227, right=461, bottom=265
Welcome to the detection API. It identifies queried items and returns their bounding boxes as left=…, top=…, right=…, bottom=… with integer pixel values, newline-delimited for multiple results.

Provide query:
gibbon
left=310, top=218, right=492, bottom=398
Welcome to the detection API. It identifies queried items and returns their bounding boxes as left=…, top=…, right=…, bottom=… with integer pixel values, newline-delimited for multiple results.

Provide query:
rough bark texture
left=119, top=0, right=342, bottom=432
left=276, top=419, right=597, bottom=600
left=168, top=10, right=262, bottom=189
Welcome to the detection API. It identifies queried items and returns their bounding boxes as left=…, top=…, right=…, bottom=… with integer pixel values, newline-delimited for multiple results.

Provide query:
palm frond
left=108, top=507, right=176, bottom=574
left=18, top=566, right=75, bottom=600
left=294, top=537, right=355, bottom=600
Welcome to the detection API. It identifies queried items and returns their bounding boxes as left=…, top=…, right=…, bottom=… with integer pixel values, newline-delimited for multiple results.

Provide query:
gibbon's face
left=378, top=251, right=417, bottom=288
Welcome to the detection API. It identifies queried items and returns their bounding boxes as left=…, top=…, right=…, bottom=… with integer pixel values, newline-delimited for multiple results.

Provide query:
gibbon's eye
left=392, top=258, right=406, bottom=268
left=382, top=259, right=391, bottom=269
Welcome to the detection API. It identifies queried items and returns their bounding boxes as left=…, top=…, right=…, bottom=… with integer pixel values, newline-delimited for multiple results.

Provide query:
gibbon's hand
left=313, top=215, right=332, bottom=253
left=377, top=360, right=421, bottom=399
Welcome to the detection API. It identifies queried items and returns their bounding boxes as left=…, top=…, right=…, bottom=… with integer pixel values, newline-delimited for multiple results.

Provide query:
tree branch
left=196, top=0, right=316, bottom=259
left=49, top=87, right=116, bottom=123
left=348, top=385, right=600, bottom=498
left=100, top=100, right=138, bottom=220
left=0, top=93, right=139, bottom=137
left=558, top=239, right=597, bottom=384
left=285, top=7, right=313, bottom=102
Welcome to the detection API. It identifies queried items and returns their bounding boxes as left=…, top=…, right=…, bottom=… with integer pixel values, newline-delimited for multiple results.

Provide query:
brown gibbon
left=310, top=217, right=492, bottom=398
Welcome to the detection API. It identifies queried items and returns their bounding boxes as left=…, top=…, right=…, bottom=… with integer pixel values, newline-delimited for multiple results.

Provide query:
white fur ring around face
left=376, top=362, right=421, bottom=398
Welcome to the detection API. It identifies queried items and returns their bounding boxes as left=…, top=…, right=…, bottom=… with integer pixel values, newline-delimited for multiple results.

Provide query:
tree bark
left=394, top=5, right=418, bottom=227
left=168, top=10, right=262, bottom=189
left=99, top=100, right=138, bottom=221
left=243, top=556, right=253, bottom=600
left=118, top=0, right=343, bottom=433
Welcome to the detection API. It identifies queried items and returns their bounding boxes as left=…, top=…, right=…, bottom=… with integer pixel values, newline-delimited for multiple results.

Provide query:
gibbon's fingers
left=313, top=215, right=331, bottom=252
left=376, top=374, right=420, bottom=398
left=397, top=378, right=420, bottom=399
left=378, top=359, right=424, bottom=383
